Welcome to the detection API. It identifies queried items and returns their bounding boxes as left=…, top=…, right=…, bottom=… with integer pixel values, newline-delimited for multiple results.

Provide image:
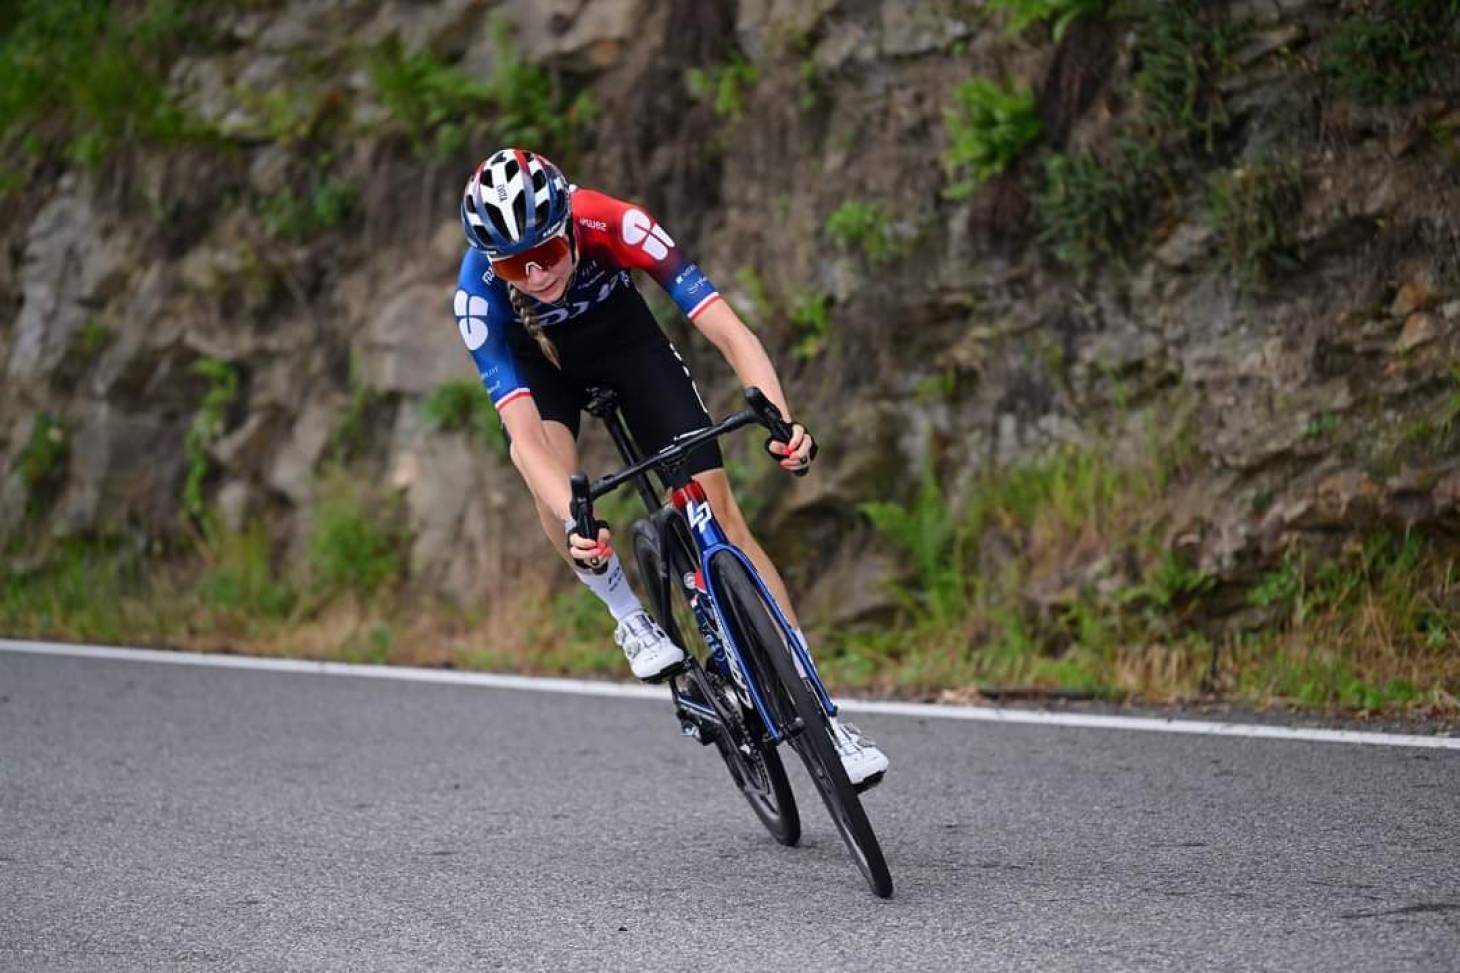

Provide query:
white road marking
left=3, top=638, right=1458, bottom=751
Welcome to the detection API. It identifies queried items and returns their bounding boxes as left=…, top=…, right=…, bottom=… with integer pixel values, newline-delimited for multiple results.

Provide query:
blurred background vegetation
left=2, top=0, right=1458, bottom=717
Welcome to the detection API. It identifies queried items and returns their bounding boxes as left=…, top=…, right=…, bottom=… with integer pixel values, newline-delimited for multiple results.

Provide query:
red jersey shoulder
left=571, top=187, right=679, bottom=273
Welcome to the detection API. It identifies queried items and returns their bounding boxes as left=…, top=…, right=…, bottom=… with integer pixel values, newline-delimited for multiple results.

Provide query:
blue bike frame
left=672, top=483, right=837, bottom=743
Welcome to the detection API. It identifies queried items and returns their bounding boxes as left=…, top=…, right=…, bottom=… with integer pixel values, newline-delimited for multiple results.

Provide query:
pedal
left=853, top=770, right=885, bottom=794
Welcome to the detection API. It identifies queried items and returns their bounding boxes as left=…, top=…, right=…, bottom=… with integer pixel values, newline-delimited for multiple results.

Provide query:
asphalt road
left=2, top=650, right=1458, bottom=972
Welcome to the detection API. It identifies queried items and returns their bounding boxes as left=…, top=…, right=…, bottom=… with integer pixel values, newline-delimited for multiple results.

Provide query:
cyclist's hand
left=768, top=422, right=816, bottom=473
left=564, top=520, right=612, bottom=572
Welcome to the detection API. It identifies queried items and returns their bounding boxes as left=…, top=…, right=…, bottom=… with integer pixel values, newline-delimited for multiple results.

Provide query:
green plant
left=76, top=318, right=113, bottom=357
left=1032, top=145, right=1153, bottom=276
left=824, top=201, right=906, bottom=263
left=367, top=36, right=492, bottom=157
left=531, top=587, right=625, bottom=675
left=1119, top=550, right=1217, bottom=614
left=860, top=463, right=967, bottom=627
left=1248, top=550, right=1302, bottom=614
left=1324, top=0, right=1460, bottom=105
left=1439, top=362, right=1460, bottom=435
left=308, top=470, right=406, bottom=599
left=17, top=413, right=69, bottom=520
left=230, top=85, right=337, bottom=145
left=914, top=370, right=959, bottom=404
left=685, top=53, right=759, bottom=121
left=339, top=622, right=396, bottom=665
left=329, top=355, right=379, bottom=463
left=1303, top=411, right=1338, bottom=440
left=197, top=518, right=296, bottom=620
left=367, top=14, right=595, bottom=160
left=421, top=380, right=502, bottom=450
left=0, top=536, right=155, bottom=645
left=942, top=80, right=1042, bottom=199
left=797, top=58, right=823, bottom=112
left=1127, top=0, right=1239, bottom=153
left=182, top=359, right=240, bottom=522
left=0, top=0, right=211, bottom=170
left=789, top=290, right=832, bottom=359
left=258, top=178, right=356, bottom=242
left=479, top=13, right=597, bottom=155
left=988, top=0, right=1109, bottom=39
left=1208, top=159, right=1303, bottom=292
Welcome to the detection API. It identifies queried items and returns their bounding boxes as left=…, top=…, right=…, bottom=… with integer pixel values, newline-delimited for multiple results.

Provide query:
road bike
left=569, top=386, right=893, bottom=898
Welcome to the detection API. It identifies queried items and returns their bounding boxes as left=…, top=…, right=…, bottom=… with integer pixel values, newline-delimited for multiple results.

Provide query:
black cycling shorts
left=504, top=284, right=723, bottom=476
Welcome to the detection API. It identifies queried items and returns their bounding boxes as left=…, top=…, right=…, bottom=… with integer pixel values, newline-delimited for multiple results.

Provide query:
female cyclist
left=452, top=148, right=887, bottom=785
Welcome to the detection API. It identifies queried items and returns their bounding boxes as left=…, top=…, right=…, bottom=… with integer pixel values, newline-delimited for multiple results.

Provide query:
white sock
left=574, top=553, right=643, bottom=622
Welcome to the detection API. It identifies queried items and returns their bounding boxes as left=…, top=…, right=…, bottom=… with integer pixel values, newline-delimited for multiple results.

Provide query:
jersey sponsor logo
left=578, top=217, right=608, bottom=231
left=622, top=208, right=674, bottom=261
left=455, top=288, right=490, bottom=351
left=535, top=301, right=592, bottom=327
left=526, top=271, right=624, bottom=327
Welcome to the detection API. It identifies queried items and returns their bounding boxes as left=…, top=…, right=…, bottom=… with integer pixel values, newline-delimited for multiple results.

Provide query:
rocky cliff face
left=2, top=0, right=1457, bottom=677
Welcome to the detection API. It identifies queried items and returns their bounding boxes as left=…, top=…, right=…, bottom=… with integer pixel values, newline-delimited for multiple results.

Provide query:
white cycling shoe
left=614, top=611, right=686, bottom=682
left=828, top=717, right=889, bottom=788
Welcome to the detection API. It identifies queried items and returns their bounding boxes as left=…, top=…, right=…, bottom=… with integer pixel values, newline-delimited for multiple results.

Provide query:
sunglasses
left=490, top=227, right=573, bottom=284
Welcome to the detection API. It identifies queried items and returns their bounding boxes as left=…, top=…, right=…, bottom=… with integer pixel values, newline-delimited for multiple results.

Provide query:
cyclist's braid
left=508, top=285, right=562, bottom=369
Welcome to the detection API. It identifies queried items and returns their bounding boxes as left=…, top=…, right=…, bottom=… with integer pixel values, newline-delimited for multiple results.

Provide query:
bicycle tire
left=700, top=670, right=800, bottom=846
left=630, top=518, right=695, bottom=650
left=709, top=550, right=894, bottom=898
left=632, top=519, right=800, bottom=846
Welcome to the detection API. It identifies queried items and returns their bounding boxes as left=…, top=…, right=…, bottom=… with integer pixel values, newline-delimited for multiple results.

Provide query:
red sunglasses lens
left=491, top=236, right=570, bottom=283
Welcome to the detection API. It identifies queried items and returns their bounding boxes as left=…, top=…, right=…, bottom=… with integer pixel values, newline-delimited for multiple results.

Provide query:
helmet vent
left=487, top=205, right=512, bottom=240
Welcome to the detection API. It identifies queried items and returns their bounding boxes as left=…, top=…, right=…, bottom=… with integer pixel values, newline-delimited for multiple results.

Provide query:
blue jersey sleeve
left=454, top=249, right=530, bottom=410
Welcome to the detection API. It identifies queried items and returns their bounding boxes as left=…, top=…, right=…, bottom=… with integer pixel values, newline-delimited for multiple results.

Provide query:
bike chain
left=706, top=671, right=772, bottom=791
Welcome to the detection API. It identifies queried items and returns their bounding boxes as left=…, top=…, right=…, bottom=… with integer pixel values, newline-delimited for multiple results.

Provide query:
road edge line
left=3, top=638, right=1457, bottom=750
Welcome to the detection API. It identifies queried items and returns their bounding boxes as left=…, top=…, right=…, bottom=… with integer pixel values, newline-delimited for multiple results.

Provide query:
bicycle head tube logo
left=687, top=499, right=712, bottom=530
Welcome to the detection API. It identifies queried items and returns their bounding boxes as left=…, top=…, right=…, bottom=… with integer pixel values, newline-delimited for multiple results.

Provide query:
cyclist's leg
left=502, top=311, right=683, bottom=677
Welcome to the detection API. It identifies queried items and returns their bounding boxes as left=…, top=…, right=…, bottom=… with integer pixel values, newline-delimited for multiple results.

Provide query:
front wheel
left=697, top=668, right=801, bottom=847
left=709, top=551, right=893, bottom=898
left=634, top=518, right=800, bottom=846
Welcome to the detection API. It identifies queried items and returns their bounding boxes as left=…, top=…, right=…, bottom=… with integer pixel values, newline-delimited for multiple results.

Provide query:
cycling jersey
left=452, top=188, right=723, bottom=411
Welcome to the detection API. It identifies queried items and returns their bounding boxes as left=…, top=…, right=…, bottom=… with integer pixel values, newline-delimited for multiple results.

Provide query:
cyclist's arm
left=691, top=297, right=795, bottom=421
left=694, top=299, right=815, bottom=470
left=497, top=397, right=573, bottom=520
left=455, top=256, right=574, bottom=521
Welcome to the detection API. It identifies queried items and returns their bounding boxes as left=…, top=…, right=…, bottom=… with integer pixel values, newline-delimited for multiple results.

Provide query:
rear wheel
left=631, top=517, right=696, bottom=650
left=633, top=518, right=799, bottom=846
left=709, top=551, right=893, bottom=898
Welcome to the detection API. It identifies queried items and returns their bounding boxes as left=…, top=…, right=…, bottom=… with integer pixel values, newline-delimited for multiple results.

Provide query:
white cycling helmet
left=460, top=148, right=572, bottom=258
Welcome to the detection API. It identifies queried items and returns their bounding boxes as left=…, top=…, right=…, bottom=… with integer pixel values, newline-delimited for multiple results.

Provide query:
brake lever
left=568, top=472, right=609, bottom=574
left=744, top=387, right=816, bottom=478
